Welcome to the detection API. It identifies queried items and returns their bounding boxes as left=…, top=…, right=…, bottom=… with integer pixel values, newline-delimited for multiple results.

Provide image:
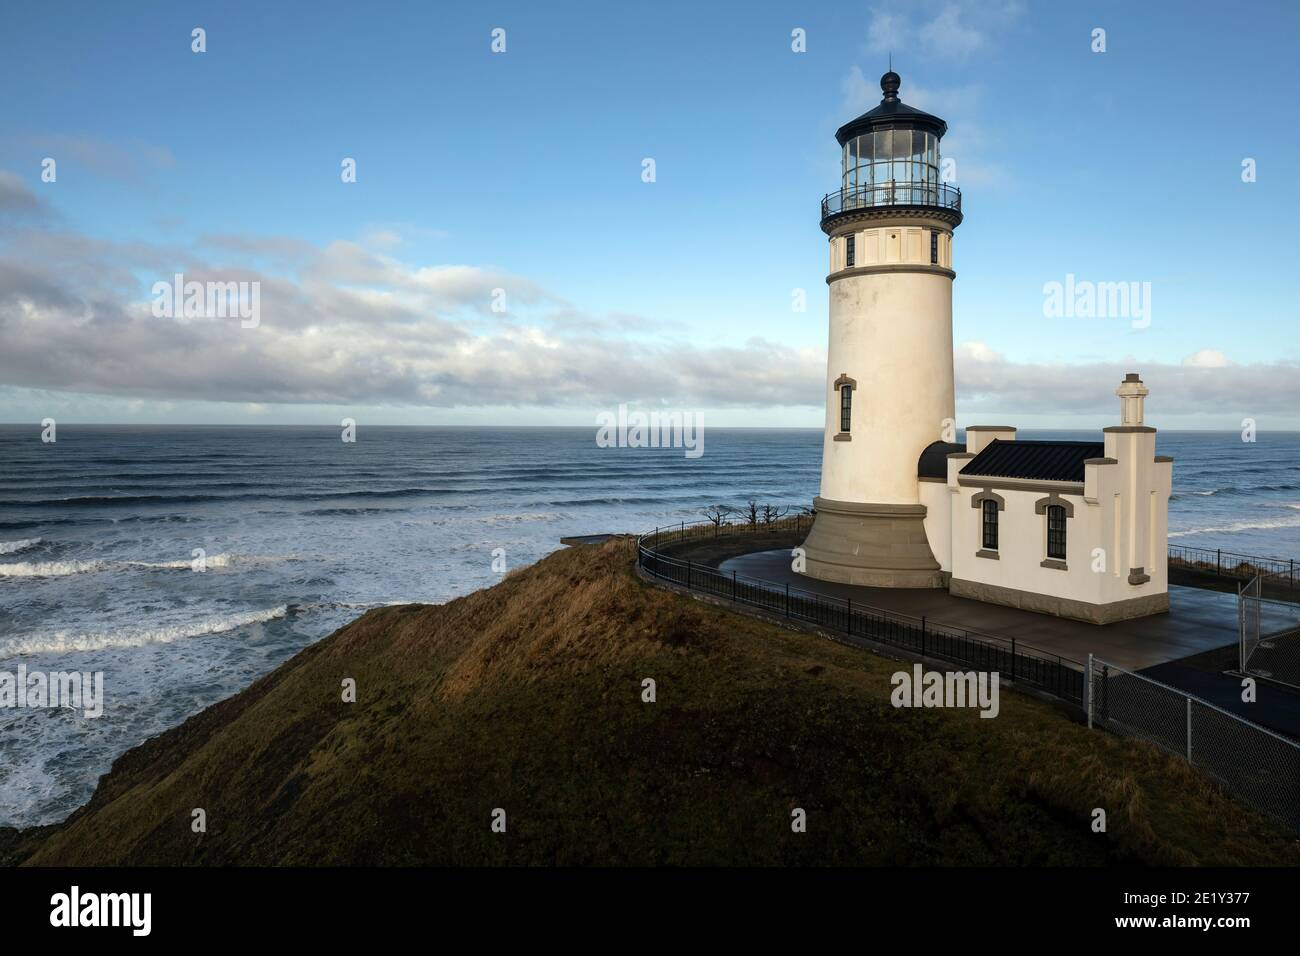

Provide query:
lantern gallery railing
left=820, top=181, right=961, bottom=220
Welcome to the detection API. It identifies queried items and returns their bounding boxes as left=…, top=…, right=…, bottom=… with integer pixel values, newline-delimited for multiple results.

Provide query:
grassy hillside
left=4, top=538, right=1296, bottom=866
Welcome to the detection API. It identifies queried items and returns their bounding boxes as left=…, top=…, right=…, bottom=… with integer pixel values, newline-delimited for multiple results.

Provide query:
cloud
left=956, top=341, right=1299, bottom=417
left=1182, top=349, right=1230, bottom=368
left=1, top=185, right=1290, bottom=420
left=2, top=134, right=174, bottom=183
left=863, top=1, right=1023, bottom=61
left=0, top=171, right=50, bottom=219
left=0, top=212, right=822, bottom=409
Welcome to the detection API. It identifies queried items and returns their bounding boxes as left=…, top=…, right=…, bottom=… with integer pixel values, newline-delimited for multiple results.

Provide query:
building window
left=839, top=384, right=852, bottom=432
left=930, top=232, right=939, bottom=264
left=845, top=234, right=855, bottom=268
left=981, top=499, right=999, bottom=550
left=1047, top=504, right=1067, bottom=560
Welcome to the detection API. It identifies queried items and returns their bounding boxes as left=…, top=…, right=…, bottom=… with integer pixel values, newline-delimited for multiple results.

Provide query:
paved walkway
left=718, top=549, right=1240, bottom=672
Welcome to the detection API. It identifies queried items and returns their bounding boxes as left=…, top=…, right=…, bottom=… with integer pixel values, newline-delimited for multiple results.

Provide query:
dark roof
left=959, top=440, right=1104, bottom=483
left=918, top=440, right=965, bottom=479
left=835, top=71, right=948, bottom=146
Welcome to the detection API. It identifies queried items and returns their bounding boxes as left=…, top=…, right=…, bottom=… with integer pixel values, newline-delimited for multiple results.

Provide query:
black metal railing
left=821, top=181, right=961, bottom=220
left=1168, top=544, right=1297, bottom=586
left=637, top=518, right=1084, bottom=707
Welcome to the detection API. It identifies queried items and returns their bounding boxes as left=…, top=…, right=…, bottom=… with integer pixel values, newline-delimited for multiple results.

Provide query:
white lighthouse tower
left=801, top=70, right=963, bottom=587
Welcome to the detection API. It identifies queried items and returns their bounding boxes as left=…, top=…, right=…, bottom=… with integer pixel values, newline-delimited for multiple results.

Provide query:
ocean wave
left=128, top=553, right=236, bottom=570
left=2, top=606, right=290, bottom=655
left=0, top=552, right=265, bottom=577
left=1168, top=514, right=1300, bottom=538
left=0, top=538, right=41, bottom=555
left=0, top=559, right=107, bottom=578
left=476, top=511, right=570, bottom=524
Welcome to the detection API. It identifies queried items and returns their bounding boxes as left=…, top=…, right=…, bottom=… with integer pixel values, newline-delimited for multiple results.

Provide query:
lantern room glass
left=841, top=129, right=941, bottom=204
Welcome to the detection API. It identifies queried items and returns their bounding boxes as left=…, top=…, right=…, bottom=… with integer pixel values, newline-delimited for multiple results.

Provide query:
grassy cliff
left=3, top=538, right=1295, bottom=866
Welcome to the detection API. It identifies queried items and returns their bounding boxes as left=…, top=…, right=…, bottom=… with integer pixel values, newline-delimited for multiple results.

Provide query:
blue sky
left=1, top=0, right=1297, bottom=428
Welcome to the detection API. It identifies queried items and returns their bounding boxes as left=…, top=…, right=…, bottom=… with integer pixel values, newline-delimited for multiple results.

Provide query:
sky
left=0, top=0, right=1297, bottom=429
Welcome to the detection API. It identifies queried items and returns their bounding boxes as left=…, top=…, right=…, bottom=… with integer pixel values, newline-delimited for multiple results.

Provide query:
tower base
left=800, top=496, right=945, bottom=588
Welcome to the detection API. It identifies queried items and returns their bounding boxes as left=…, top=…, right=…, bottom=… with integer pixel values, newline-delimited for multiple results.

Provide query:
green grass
left=4, top=539, right=1296, bottom=866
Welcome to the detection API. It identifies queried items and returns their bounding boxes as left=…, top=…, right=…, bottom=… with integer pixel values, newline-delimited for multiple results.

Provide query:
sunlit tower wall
left=801, top=71, right=963, bottom=587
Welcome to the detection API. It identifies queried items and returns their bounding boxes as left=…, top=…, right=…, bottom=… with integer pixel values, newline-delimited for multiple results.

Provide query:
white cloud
left=956, top=341, right=1296, bottom=417
left=863, top=0, right=1023, bottom=61
left=1182, top=349, right=1230, bottom=368
left=1, top=201, right=1293, bottom=423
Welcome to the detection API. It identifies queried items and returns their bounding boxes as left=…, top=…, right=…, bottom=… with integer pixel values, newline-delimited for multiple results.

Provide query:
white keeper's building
left=799, top=71, right=1171, bottom=625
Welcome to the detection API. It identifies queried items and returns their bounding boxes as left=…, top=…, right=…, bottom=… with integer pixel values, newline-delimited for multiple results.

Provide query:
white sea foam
left=0, top=552, right=256, bottom=577
left=1168, top=514, right=1300, bottom=538
left=0, top=559, right=107, bottom=578
left=128, top=552, right=236, bottom=569
left=2, top=606, right=289, bottom=655
left=0, top=537, right=41, bottom=555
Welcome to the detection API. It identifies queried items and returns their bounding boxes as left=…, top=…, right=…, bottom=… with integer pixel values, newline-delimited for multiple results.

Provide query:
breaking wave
left=0, top=559, right=107, bottom=578
left=0, top=538, right=41, bottom=555
left=2, top=606, right=290, bottom=655
left=0, top=553, right=262, bottom=577
left=1168, top=514, right=1300, bottom=538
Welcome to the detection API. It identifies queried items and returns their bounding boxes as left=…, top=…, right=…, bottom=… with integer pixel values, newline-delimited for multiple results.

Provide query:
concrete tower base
left=800, top=497, right=946, bottom=588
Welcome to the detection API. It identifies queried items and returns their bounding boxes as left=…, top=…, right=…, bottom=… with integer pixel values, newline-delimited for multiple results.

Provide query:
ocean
left=1, top=424, right=1298, bottom=827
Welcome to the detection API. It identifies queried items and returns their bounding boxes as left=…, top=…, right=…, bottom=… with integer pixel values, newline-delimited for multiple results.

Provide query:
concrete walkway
left=718, top=549, right=1240, bottom=672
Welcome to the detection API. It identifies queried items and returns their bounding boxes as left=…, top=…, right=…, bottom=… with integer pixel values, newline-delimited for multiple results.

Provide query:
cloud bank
left=0, top=171, right=1295, bottom=421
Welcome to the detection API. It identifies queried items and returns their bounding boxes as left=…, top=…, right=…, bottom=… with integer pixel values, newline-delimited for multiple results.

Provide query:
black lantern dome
left=834, top=70, right=948, bottom=145
left=821, top=70, right=961, bottom=229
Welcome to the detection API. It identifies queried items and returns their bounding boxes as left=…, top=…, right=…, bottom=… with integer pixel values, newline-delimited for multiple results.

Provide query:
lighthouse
left=800, top=70, right=963, bottom=587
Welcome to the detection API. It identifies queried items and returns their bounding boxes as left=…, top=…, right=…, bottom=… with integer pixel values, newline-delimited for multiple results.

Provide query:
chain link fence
left=1088, top=656, right=1300, bottom=834
left=1239, top=571, right=1300, bottom=690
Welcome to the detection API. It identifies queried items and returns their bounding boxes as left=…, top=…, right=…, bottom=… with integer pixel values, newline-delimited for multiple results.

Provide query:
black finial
left=881, top=69, right=901, bottom=103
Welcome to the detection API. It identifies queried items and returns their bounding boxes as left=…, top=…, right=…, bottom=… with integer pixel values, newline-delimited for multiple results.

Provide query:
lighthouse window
left=930, top=232, right=939, bottom=264
left=981, top=499, right=999, bottom=550
left=839, top=385, right=852, bottom=433
left=1047, top=505, right=1067, bottom=560
left=845, top=235, right=855, bottom=268
left=841, top=131, right=941, bottom=199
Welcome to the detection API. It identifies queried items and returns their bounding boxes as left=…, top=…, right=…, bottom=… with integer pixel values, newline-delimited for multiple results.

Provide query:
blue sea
left=1, top=425, right=1298, bottom=826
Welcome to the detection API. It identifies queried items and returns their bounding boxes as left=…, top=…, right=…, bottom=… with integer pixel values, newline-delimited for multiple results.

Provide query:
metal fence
left=638, top=519, right=1084, bottom=706
left=1169, top=543, right=1297, bottom=585
left=1087, top=656, right=1300, bottom=833
left=1240, top=571, right=1300, bottom=690
left=639, top=516, right=1300, bottom=832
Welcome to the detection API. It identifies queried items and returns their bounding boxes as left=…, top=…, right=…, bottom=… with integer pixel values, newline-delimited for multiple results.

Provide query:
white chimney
left=1116, top=372, right=1148, bottom=426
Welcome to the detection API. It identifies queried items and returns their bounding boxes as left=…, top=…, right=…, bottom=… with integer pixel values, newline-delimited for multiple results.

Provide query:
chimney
left=1116, top=372, right=1148, bottom=426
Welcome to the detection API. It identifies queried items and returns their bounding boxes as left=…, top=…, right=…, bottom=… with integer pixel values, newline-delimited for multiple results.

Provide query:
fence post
left=1216, top=548, right=1221, bottom=576
left=687, top=560, right=692, bottom=590
left=1086, top=654, right=1093, bottom=728
left=1186, top=696, right=1193, bottom=762
left=785, top=583, right=790, bottom=618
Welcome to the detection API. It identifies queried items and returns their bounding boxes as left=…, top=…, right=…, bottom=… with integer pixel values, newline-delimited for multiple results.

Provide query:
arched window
left=1047, top=504, right=1067, bottom=560
left=981, top=498, right=999, bottom=550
